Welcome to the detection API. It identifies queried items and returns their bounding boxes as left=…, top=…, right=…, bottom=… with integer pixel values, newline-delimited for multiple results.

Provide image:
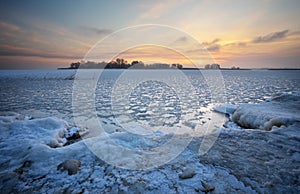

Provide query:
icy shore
left=232, top=93, right=300, bottom=130
left=0, top=93, right=299, bottom=193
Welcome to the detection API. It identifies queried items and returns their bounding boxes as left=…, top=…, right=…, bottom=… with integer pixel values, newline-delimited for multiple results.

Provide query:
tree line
left=67, top=58, right=183, bottom=69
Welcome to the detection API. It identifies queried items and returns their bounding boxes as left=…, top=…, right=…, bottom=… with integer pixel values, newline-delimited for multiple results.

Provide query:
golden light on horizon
left=111, top=45, right=215, bottom=68
left=113, top=45, right=194, bottom=66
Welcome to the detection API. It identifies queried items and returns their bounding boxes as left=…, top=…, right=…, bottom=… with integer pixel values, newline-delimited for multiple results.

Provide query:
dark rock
left=57, top=159, right=81, bottom=175
left=179, top=168, right=196, bottom=179
left=201, top=181, right=215, bottom=193
left=65, top=127, right=81, bottom=140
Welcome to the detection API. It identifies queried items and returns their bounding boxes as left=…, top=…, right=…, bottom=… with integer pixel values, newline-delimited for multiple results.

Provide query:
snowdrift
left=0, top=111, right=256, bottom=193
left=232, top=92, right=300, bottom=130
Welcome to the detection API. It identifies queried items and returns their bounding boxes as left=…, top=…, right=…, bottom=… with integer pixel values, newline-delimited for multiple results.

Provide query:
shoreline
left=57, top=67, right=300, bottom=71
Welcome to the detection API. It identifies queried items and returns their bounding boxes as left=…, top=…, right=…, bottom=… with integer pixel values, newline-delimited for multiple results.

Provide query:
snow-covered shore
left=0, top=93, right=299, bottom=193
left=232, top=93, right=300, bottom=130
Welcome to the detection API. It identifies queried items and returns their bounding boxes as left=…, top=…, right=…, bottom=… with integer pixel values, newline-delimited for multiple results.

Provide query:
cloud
left=185, top=38, right=221, bottom=53
left=0, top=44, right=81, bottom=59
left=203, top=38, right=220, bottom=46
left=82, top=27, right=113, bottom=35
left=0, top=21, right=21, bottom=32
left=206, top=44, right=220, bottom=52
left=224, top=42, right=247, bottom=47
left=288, top=30, right=300, bottom=36
left=237, top=42, right=247, bottom=47
left=21, top=19, right=93, bottom=48
left=252, top=30, right=289, bottom=43
left=202, top=38, right=220, bottom=52
left=174, top=36, right=188, bottom=43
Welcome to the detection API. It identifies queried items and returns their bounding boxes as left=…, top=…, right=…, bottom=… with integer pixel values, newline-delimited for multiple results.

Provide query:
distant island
left=58, top=58, right=243, bottom=70
left=58, top=59, right=299, bottom=71
left=58, top=58, right=183, bottom=70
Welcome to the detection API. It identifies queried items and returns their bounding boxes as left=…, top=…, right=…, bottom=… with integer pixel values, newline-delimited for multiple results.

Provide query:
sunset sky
left=0, top=0, right=300, bottom=69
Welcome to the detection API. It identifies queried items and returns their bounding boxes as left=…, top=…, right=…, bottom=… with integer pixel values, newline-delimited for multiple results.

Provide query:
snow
left=1, top=92, right=300, bottom=193
left=232, top=92, right=300, bottom=130
left=0, top=111, right=255, bottom=193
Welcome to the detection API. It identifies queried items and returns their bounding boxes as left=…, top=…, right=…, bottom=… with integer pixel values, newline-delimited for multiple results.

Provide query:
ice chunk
left=213, top=104, right=237, bottom=116
left=232, top=93, right=300, bottom=130
left=0, top=115, right=71, bottom=175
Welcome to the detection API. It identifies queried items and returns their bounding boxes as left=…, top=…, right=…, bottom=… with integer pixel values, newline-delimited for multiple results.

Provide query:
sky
left=0, top=0, right=300, bottom=69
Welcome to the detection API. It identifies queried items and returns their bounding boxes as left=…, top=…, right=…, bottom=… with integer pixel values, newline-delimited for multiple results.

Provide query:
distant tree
left=147, top=63, right=170, bottom=69
left=211, top=64, right=220, bottom=69
left=67, top=59, right=185, bottom=70
left=177, top=64, right=183, bottom=69
left=70, top=62, right=80, bottom=69
left=130, top=60, right=145, bottom=69
left=106, top=58, right=130, bottom=68
left=205, top=64, right=220, bottom=69
left=131, top=60, right=139, bottom=66
left=116, top=58, right=121, bottom=65
left=172, top=64, right=183, bottom=69
left=231, top=66, right=240, bottom=70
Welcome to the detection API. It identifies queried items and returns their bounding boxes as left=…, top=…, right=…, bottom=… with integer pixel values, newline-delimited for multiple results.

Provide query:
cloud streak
left=224, top=42, right=247, bottom=47
left=173, top=36, right=188, bottom=44
left=0, top=44, right=81, bottom=59
left=202, top=38, right=220, bottom=52
left=0, top=21, right=21, bottom=32
left=203, top=38, right=220, bottom=46
left=81, top=26, right=113, bottom=35
left=206, top=44, right=220, bottom=52
left=252, top=30, right=289, bottom=43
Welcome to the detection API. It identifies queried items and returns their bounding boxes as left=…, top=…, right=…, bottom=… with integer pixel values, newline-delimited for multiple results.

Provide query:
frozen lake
left=0, top=69, right=299, bottom=136
left=0, top=69, right=299, bottom=116
left=0, top=69, right=300, bottom=193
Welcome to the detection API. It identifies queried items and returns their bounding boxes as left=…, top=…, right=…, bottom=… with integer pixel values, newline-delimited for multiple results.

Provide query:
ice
left=2, top=103, right=299, bottom=193
left=213, top=104, right=237, bottom=116
left=201, top=121, right=300, bottom=193
left=232, top=93, right=300, bottom=130
left=0, top=112, right=257, bottom=193
left=0, top=70, right=300, bottom=193
left=269, top=91, right=300, bottom=102
left=0, top=70, right=76, bottom=80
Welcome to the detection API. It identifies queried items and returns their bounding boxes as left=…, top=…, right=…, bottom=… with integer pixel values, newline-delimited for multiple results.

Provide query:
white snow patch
left=232, top=93, right=300, bottom=130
